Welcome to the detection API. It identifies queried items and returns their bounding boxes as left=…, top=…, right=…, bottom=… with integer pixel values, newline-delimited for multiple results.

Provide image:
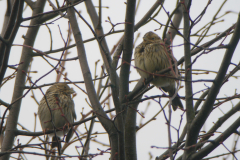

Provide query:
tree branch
left=185, top=12, right=240, bottom=160
left=67, top=2, right=119, bottom=160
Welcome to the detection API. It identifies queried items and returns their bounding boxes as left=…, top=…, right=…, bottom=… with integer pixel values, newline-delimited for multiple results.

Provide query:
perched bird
left=134, top=31, right=183, bottom=110
left=38, top=83, right=76, bottom=153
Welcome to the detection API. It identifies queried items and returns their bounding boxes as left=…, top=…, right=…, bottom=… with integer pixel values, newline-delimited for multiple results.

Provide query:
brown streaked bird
left=134, top=31, right=183, bottom=110
left=38, top=83, right=76, bottom=153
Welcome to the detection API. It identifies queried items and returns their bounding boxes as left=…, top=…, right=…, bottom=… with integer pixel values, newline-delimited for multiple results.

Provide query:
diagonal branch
left=185, top=12, right=240, bottom=159
left=67, top=2, right=119, bottom=159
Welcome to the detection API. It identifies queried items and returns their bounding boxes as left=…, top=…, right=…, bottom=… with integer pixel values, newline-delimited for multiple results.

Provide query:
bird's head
left=50, top=83, right=75, bottom=95
left=143, top=31, right=162, bottom=43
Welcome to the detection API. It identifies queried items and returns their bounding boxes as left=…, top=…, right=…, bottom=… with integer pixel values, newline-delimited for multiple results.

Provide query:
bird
left=134, top=31, right=183, bottom=111
left=38, top=83, right=76, bottom=153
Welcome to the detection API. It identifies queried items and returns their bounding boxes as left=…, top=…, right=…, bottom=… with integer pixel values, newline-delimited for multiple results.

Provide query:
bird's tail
left=52, top=136, right=61, bottom=155
left=162, top=85, right=183, bottom=111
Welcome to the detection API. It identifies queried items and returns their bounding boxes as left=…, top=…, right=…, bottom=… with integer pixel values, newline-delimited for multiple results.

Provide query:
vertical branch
left=124, top=102, right=140, bottom=160
left=112, top=0, right=164, bottom=76
left=180, top=0, right=195, bottom=159
left=97, top=0, right=102, bottom=28
left=119, top=0, right=136, bottom=107
left=0, top=0, right=12, bottom=35
left=0, top=1, right=45, bottom=160
left=114, top=0, right=165, bottom=105
left=120, top=0, right=136, bottom=160
left=0, top=0, right=24, bottom=86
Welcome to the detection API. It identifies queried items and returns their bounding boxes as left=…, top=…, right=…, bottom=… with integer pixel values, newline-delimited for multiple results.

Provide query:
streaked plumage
left=134, top=31, right=183, bottom=110
left=38, top=83, right=76, bottom=152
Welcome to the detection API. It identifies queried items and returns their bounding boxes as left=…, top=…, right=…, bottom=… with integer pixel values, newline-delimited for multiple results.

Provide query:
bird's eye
left=152, top=37, right=155, bottom=40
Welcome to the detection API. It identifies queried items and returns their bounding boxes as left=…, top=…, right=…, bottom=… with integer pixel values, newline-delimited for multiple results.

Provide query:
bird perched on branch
left=38, top=83, right=76, bottom=153
left=134, top=31, right=183, bottom=110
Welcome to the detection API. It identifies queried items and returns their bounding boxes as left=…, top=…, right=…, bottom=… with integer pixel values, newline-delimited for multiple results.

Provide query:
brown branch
left=0, top=1, right=46, bottom=160
left=185, top=12, right=240, bottom=160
